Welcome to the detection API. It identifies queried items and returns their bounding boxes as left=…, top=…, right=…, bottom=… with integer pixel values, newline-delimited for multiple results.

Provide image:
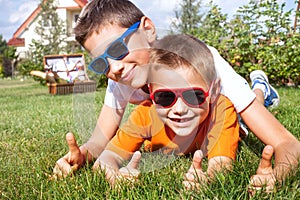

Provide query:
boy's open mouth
left=169, top=117, right=193, bottom=123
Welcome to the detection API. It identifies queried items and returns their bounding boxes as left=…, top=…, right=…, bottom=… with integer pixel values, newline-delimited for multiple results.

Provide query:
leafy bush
left=174, top=0, right=300, bottom=86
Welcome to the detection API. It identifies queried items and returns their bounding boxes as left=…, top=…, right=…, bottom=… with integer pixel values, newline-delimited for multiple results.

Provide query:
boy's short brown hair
left=75, top=0, right=144, bottom=46
left=150, top=34, right=216, bottom=87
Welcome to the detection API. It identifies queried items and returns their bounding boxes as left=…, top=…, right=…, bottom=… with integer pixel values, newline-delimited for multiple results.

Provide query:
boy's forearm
left=81, top=105, right=125, bottom=161
left=91, top=150, right=125, bottom=184
left=80, top=140, right=107, bottom=163
left=99, top=150, right=124, bottom=169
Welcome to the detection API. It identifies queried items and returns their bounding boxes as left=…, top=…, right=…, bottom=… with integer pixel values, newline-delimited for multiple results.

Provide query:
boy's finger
left=127, top=151, right=142, bottom=170
left=53, top=158, right=72, bottom=178
left=183, top=180, right=200, bottom=190
left=191, top=150, right=203, bottom=170
left=66, top=132, right=80, bottom=154
left=249, top=174, right=275, bottom=191
left=257, top=145, right=274, bottom=174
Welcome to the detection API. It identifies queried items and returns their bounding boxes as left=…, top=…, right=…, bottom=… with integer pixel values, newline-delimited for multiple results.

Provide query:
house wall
left=57, top=0, right=78, bottom=7
left=16, top=16, right=40, bottom=58
left=15, top=0, right=82, bottom=59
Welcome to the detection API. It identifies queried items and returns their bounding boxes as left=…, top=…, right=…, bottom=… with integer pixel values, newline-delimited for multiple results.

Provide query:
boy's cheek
left=155, top=108, right=169, bottom=121
left=127, top=31, right=151, bottom=52
left=127, top=49, right=150, bottom=66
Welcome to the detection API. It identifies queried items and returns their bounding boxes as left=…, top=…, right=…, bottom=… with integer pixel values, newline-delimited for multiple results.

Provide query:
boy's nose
left=171, top=97, right=188, bottom=114
left=107, top=59, right=124, bottom=76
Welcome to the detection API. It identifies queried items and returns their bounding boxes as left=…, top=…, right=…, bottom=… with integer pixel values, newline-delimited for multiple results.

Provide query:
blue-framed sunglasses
left=88, top=21, right=141, bottom=74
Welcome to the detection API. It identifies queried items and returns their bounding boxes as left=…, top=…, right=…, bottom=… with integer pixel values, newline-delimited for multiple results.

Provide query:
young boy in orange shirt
left=92, top=34, right=240, bottom=186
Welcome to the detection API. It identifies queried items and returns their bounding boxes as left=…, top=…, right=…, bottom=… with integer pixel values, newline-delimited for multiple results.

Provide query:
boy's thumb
left=192, top=150, right=203, bottom=170
left=127, top=151, right=142, bottom=169
left=66, top=132, right=80, bottom=154
left=257, top=145, right=273, bottom=174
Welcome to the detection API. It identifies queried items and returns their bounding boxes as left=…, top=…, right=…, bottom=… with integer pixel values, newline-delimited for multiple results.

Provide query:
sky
left=0, top=0, right=296, bottom=42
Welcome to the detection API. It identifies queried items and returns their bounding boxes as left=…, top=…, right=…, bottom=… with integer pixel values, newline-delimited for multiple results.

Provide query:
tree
left=0, top=35, right=17, bottom=78
left=34, top=0, right=66, bottom=55
left=18, top=0, right=67, bottom=78
left=226, top=0, right=297, bottom=83
left=195, top=2, right=229, bottom=53
left=172, top=0, right=300, bottom=85
left=170, top=0, right=204, bottom=35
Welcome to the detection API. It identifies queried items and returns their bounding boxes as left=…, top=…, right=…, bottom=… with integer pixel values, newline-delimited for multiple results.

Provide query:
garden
left=0, top=78, right=299, bottom=199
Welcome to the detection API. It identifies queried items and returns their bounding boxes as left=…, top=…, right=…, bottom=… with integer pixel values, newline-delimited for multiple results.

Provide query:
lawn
left=0, top=78, right=299, bottom=200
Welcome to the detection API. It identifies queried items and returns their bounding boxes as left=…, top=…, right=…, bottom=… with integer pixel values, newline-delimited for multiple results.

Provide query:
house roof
left=75, top=0, right=88, bottom=7
left=7, top=38, right=25, bottom=47
left=7, top=0, right=88, bottom=47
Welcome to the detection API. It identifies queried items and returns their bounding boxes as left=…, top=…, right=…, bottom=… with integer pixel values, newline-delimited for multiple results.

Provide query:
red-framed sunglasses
left=150, top=87, right=210, bottom=108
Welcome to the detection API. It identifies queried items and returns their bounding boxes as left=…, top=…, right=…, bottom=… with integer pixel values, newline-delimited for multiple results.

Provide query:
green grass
left=0, top=78, right=299, bottom=199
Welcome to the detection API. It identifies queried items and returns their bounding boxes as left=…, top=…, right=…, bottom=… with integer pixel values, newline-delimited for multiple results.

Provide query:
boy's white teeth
left=172, top=118, right=190, bottom=122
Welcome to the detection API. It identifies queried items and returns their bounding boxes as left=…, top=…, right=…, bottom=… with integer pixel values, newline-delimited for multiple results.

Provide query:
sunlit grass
left=0, top=79, right=299, bottom=199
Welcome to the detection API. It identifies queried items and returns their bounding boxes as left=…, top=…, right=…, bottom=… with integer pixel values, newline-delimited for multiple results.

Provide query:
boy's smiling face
left=149, top=66, right=211, bottom=137
left=84, top=17, right=156, bottom=89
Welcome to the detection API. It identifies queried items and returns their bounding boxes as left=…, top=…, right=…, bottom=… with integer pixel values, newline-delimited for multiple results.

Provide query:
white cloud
left=131, top=0, right=180, bottom=33
left=9, top=2, right=37, bottom=23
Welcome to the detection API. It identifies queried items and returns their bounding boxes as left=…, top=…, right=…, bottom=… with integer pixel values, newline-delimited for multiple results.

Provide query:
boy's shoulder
left=215, top=94, right=234, bottom=108
left=133, top=100, right=154, bottom=115
left=138, top=100, right=153, bottom=107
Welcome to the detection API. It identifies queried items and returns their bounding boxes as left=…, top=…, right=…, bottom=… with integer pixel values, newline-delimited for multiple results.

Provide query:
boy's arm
left=53, top=105, right=125, bottom=178
left=240, top=99, right=300, bottom=180
left=93, top=149, right=124, bottom=184
left=81, top=104, right=125, bottom=159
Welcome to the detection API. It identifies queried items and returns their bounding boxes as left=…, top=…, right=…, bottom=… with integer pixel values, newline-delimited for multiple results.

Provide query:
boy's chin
left=130, top=79, right=147, bottom=89
left=172, top=127, right=197, bottom=138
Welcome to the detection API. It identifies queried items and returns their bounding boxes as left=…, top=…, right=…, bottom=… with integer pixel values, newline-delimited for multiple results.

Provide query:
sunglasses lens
left=90, top=58, right=107, bottom=74
left=107, top=40, right=129, bottom=59
left=154, top=91, right=176, bottom=107
left=183, top=90, right=206, bottom=106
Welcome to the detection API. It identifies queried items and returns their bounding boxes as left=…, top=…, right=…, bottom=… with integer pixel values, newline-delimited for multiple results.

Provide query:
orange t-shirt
left=106, top=95, right=239, bottom=160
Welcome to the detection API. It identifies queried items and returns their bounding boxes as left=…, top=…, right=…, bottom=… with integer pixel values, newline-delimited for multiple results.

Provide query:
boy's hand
left=183, top=150, right=208, bottom=190
left=118, top=151, right=141, bottom=182
left=96, top=151, right=141, bottom=185
left=248, top=145, right=276, bottom=195
left=53, top=132, right=85, bottom=178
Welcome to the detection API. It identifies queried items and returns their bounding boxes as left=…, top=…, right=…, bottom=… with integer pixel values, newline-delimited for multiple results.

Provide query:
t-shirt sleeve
left=106, top=101, right=153, bottom=160
left=208, top=46, right=256, bottom=113
left=206, top=95, right=240, bottom=160
left=104, top=79, right=150, bottom=109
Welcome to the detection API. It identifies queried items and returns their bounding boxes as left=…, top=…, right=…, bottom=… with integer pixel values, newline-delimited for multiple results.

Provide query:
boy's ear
left=210, top=78, right=221, bottom=103
left=140, top=16, right=156, bottom=43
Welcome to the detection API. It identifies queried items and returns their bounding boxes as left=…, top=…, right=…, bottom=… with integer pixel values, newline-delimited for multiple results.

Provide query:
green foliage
left=225, top=0, right=296, bottom=84
left=174, top=0, right=300, bottom=85
left=195, top=2, right=229, bottom=53
left=0, top=35, right=7, bottom=54
left=34, top=0, right=67, bottom=55
left=171, top=0, right=204, bottom=35
left=0, top=35, right=18, bottom=78
left=0, top=80, right=299, bottom=199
